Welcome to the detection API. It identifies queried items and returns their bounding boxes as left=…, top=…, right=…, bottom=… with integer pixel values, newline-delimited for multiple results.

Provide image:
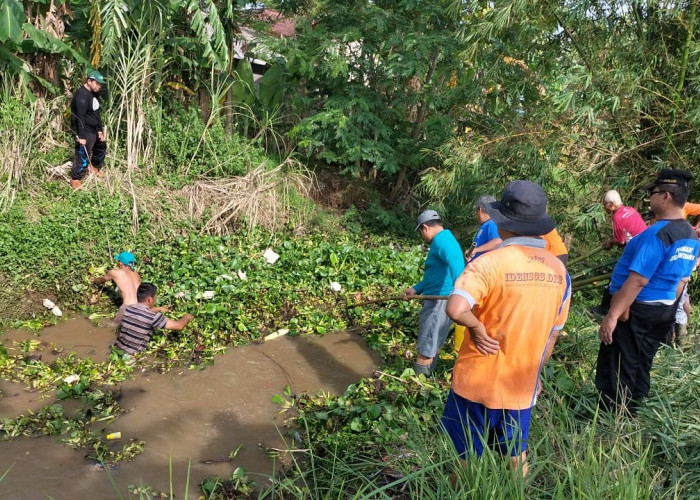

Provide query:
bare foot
left=70, top=179, right=83, bottom=190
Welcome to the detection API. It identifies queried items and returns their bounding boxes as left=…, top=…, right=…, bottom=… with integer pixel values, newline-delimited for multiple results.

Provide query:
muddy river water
left=0, top=318, right=382, bottom=498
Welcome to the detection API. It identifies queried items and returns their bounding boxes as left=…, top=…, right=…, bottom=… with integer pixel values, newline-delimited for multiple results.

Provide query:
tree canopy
left=1, top=0, right=699, bottom=227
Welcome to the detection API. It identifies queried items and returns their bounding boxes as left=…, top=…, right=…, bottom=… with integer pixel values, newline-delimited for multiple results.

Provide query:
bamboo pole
left=568, top=244, right=605, bottom=266
left=347, top=294, right=448, bottom=308
left=570, top=258, right=618, bottom=280
left=571, top=273, right=611, bottom=288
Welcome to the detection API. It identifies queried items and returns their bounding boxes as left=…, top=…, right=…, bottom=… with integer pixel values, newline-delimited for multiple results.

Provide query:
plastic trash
left=330, top=282, right=342, bottom=292
left=202, top=291, right=215, bottom=300
left=63, top=374, right=80, bottom=384
left=264, top=329, right=289, bottom=341
left=174, top=291, right=186, bottom=299
left=263, top=248, right=280, bottom=264
left=42, top=298, right=55, bottom=309
left=51, top=306, right=63, bottom=317
left=237, top=270, right=247, bottom=281
left=106, top=432, right=121, bottom=440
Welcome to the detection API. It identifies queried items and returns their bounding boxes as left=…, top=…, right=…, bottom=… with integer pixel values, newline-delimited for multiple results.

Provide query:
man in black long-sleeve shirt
left=70, top=70, right=107, bottom=189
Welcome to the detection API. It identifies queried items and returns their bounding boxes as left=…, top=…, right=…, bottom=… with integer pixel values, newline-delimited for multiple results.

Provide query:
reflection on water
left=0, top=319, right=381, bottom=499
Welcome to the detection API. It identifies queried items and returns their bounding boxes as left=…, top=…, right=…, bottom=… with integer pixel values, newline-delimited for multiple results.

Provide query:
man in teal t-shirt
left=404, top=210, right=465, bottom=375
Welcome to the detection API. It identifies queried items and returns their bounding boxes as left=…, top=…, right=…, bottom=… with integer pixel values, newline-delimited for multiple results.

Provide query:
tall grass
left=0, top=86, right=53, bottom=210
left=107, top=33, right=156, bottom=174
left=257, top=307, right=700, bottom=500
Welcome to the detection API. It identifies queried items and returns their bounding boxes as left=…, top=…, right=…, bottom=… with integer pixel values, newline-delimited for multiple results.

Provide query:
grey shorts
left=417, top=299, right=452, bottom=358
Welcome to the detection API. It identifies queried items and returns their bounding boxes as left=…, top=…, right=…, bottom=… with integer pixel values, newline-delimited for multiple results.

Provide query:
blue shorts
left=441, top=390, right=533, bottom=458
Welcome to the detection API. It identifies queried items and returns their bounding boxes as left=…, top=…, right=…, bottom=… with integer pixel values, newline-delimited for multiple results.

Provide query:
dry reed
left=183, top=158, right=315, bottom=234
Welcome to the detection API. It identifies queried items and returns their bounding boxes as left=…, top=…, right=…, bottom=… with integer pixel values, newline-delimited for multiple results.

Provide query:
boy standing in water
left=115, top=283, right=194, bottom=355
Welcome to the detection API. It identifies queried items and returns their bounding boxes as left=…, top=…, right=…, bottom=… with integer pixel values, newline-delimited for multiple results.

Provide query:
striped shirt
left=115, top=304, right=168, bottom=354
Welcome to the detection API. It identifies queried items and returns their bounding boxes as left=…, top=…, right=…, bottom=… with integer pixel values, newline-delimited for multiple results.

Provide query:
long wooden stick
left=570, top=258, right=617, bottom=280
left=571, top=273, right=611, bottom=288
left=347, top=294, right=448, bottom=308
left=568, top=244, right=605, bottom=266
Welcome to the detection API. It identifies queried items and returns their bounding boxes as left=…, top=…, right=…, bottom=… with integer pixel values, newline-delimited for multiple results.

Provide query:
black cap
left=644, top=169, right=693, bottom=191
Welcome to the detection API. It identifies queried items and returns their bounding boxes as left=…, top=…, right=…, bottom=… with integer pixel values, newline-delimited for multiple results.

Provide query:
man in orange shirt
left=683, top=202, right=700, bottom=220
left=442, top=180, right=571, bottom=478
left=542, top=228, right=568, bottom=265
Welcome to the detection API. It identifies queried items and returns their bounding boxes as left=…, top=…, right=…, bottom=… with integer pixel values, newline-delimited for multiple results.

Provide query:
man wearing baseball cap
left=596, top=169, right=699, bottom=411
left=70, top=70, right=107, bottom=189
left=404, top=210, right=465, bottom=376
left=442, top=180, right=570, bottom=479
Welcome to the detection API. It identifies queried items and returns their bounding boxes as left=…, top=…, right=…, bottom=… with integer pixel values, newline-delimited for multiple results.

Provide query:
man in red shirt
left=602, top=190, right=647, bottom=249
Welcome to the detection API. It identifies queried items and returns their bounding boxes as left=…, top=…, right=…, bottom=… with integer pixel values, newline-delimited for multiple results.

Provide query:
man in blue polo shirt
left=596, top=169, right=700, bottom=410
left=404, top=210, right=465, bottom=375
left=471, top=195, right=502, bottom=260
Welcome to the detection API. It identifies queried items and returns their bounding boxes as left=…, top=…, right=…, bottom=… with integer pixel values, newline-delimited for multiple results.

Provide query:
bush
left=154, top=105, right=269, bottom=179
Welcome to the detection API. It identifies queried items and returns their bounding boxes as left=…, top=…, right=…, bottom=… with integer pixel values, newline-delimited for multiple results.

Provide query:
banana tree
left=1, top=0, right=87, bottom=94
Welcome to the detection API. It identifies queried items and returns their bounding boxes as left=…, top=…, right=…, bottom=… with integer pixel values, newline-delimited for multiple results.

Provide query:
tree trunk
left=389, top=50, right=440, bottom=201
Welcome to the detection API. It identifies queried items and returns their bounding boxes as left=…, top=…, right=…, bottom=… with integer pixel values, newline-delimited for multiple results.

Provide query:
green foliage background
left=2, top=0, right=700, bottom=498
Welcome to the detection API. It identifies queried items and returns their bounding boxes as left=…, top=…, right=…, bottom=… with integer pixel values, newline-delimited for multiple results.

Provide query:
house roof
left=252, top=8, right=296, bottom=38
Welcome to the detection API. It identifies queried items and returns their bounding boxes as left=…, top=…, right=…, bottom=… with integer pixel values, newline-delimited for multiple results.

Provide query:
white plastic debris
left=220, top=274, right=234, bottom=280
left=202, top=291, right=215, bottom=300
left=51, top=306, right=63, bottom=317
left=263, top=248, right=280, bottom=264
left=63, top=374, right=80, bottom=384
left=237, top=270, right=247, bottom=281
left=42, top=298, right=55, bottom=309
left=330, top=282, right=342, bottom=292
left=174, top=291, right=186, bottom=299
left=264, top=328, right=289, bottom=341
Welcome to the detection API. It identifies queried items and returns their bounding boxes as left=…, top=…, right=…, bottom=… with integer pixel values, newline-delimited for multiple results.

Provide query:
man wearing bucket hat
left=70, top=70, right=108, bottom=189
left=403, top=210, right=465, bottom=376
left=596, top=169, right=699, bottom=411
left=441, top=180, right=570, bottom=479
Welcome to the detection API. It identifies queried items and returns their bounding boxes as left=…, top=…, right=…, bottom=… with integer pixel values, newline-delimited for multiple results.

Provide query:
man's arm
left=74, top=90, right=91, bottom=142
left=471, top=238, right=502, bottom=258
left=446, top=293, right=500, bottom=355
left=599, top=271, right=648, bottom=344
left=542, top=330, right=560, bottom=364
left=164, top=313, right=194, bottom=331
left=91, top=269, right=116, bottom=285
left=602, top=238, right=621, bottom=250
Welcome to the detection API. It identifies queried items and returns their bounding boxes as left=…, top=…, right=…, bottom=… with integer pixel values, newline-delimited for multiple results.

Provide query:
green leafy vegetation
left=3, top=1, right=700, bottom=498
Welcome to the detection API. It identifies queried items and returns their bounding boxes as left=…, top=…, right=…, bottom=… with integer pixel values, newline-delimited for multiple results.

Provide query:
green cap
left=88, top=70, right=106, bottom=84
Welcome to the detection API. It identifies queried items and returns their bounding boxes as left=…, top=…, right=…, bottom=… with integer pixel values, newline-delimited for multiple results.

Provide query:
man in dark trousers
left=70, top=70, right=107, bottom=189
left=596, top=169, right=700, bottom=411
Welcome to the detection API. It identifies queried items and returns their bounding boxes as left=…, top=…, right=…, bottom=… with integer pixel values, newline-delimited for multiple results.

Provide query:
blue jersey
left=609, top=219, right=699, bottom=302
left=472, top=219, right=500, bottom=259
left=414, top=229, right=465, bottom=295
